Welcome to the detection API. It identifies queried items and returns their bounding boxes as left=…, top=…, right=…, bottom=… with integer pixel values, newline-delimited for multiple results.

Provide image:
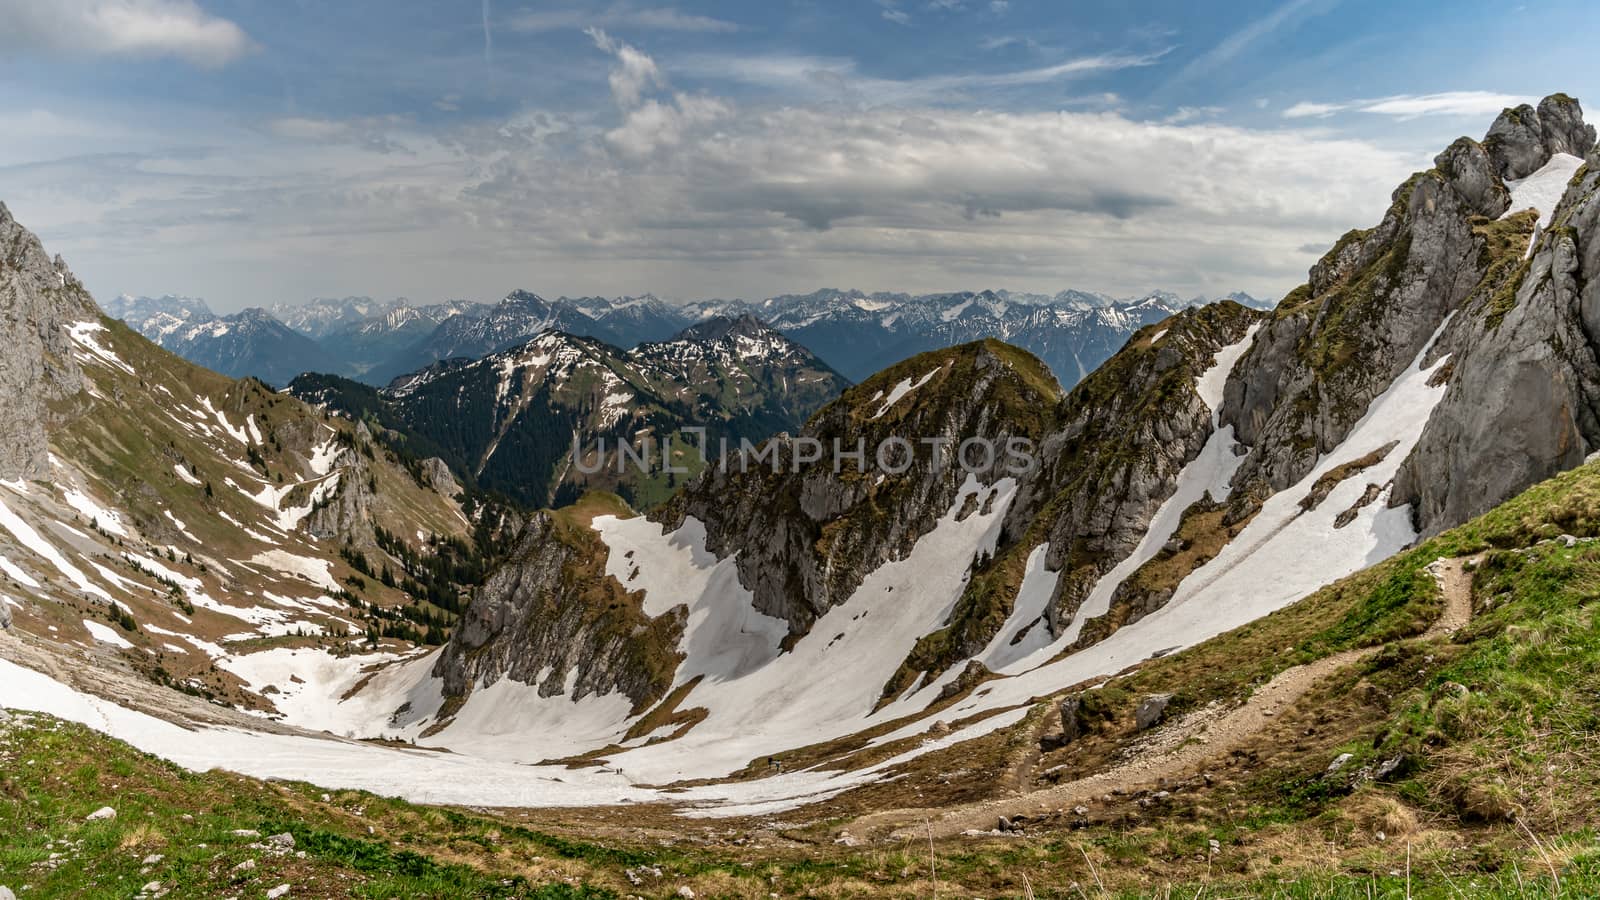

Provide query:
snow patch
left=0, top=495, right=113, bottom=601
left=83, top=619, right=134, bottom=649
left=1504, top=152, right=1585, bottom=230
left=61, top=487, right=129, bottom=537
left=871, top=367, right=942, bottom=419
left=67, top=321, right=136, bottom=374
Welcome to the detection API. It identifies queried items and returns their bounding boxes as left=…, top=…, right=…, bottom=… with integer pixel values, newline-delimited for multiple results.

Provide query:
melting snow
left=1035, top=324, right=1263, bottom=657
left=1504, top=152, right=1585, bottom=230
left=871, top=367, right=942, bottom=419
left=67, top=321, right=136, bottom=374
left=82, top=619, right=134, bottom=649
left=0, top=495, right=113, bottom=601
left=0, top=658, right=658, bottom=809
left=597, top=476, right=1017, bottom=784
left=932, top=315, right=1456, bottom=729
left=0, top=554, right=41, bottom=588
left=974, top=545, right=1058, bottom=672
left=62, top=487, right=129, bottom=537
left=248, top=550, right=341, bottom=592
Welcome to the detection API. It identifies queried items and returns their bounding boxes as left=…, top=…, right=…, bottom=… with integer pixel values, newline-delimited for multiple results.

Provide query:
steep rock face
left=430, top=510, right=681, bottom=714
left=0, top=202, right=92, bottom=481
left=304, top=448, right=376, bottom=545
left=663, top=340, right=1061, bottom=637
left=1220, top=117, right=1524, bottom=501
left=883, top=303, right=1265, bottom=693
left=1028, top=302, right=1264, bottom=634
left=1395, top=143, right=1600, bottom=532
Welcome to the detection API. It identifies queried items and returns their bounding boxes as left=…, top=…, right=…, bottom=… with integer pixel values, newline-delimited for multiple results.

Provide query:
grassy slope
left=11, top=314, right=470, bottom=706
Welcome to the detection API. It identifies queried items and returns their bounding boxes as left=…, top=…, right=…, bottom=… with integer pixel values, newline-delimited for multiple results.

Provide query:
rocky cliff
left=429, top=502, right=682, bottom=717
left=1395, top=117, right=1600, bottom=533
left=661, top=339, right=1062, bottom=638
left=0, top=202, right=94, bottom=481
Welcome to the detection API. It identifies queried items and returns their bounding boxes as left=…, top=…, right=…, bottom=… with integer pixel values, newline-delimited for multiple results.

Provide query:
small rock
left=232, top=860, right=257, bottom=873
left=1135, top=694, right=1174, bottom=730
left=0, top=887, right=15, bottom=900
left=1374, top=755, right=1406, bottom=780
left=231, top=830, right=260, bottom=838
left=142, top=882, right=162, bottom=894
left=85, top=807, right=117, bottom=822
left=266, top=886, right=290, bottom=900
left=1072, top=805, right=1089, bottom=816
left=265, top=833, right=295, bottom=850
left=1326, top=752, right=1354, bottom=774
left=142, top=854, right=164, bottom=866
left=676, top=887, right=696, bottom=899
left=997, top=816, right=1013, bottom=833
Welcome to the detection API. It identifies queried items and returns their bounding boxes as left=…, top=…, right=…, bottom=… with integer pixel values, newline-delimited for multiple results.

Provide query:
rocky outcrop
left=663, top=339, right=1061, bottom=638
left=418, top=457, right=460, bottom=498
left=1219, top=105, right=1554, bottom=503
left=1484, top=94, right=1597, bottom=180
left=1028, top=302, right=1263, bottom=634
left=1395, top=142, right=1600, bottom=532
left=304, top=452, right=376, bottom=545
left=430, top=512, right=680, bottom=714
left=0, top=202, right=94, bottom=481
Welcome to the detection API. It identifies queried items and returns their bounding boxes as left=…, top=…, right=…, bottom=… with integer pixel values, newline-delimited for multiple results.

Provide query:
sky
left=0, top=0, right=1595, bottom=311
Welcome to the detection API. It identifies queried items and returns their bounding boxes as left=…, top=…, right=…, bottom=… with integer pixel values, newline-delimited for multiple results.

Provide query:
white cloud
left=586, top=27, right=665, bottom=108
left=511, top=4, right=738, bottom=33
left=1359, top=91, right=1531, bottom=119
left=675, top=49, right=1166, bottom=106
left=1, top=35, right=1424, bottom=309
left=1283, top=91, right=1533, bottom=121
left=1283, top=101, right=1343, bottom=119
left=883, top=9, right=911, bottom=24
left=0, top=0, right=251, bottom=67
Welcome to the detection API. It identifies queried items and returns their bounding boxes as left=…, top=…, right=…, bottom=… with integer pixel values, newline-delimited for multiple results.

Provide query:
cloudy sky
left=1, top=0, right=1594, bottom=310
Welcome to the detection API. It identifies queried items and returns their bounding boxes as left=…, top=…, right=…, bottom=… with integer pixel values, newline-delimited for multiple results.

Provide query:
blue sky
left=1, top=0, right=1595, bottom=310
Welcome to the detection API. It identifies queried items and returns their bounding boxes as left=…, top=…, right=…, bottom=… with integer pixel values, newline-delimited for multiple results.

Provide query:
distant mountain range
left=107, top=287, right=1272, bottom=388
left=289, top=314, right=848, bottom=508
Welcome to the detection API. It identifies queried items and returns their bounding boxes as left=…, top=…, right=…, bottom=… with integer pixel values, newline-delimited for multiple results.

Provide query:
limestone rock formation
left=0, top=202, right=94, bottom=481
left=430, top=512, right=681, bottom=714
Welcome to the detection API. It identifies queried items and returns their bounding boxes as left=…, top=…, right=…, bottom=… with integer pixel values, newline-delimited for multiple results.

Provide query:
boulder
left=419, top=457, right=460, bottom=497
left=1135, top=693, right=1174, bottom=731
